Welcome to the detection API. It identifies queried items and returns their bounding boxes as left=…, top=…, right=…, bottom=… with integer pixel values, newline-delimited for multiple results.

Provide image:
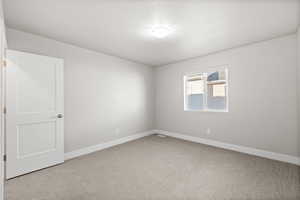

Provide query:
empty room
left=0, top=0, right=299, bottom=199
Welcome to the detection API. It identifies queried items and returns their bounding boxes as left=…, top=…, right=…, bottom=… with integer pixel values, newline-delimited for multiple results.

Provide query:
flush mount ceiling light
left=149, top=25, right=174, bottom=39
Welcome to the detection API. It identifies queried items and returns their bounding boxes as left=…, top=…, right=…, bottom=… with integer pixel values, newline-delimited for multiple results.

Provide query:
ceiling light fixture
left=149, top=25, right=174, bottom=39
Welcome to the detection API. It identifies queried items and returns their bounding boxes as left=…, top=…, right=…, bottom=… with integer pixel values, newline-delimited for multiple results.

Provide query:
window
left=184, top=68, right=228, bottom=112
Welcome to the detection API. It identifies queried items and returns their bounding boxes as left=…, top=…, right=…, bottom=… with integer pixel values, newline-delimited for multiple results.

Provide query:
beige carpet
left=5, top=135, right=300, bottom=200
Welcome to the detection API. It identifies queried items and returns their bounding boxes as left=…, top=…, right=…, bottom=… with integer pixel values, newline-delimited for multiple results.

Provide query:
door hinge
left=2, top=60, right=6, bottom=67
left=3, top=155, right=6, bottom=162
left=3, top=107, right=6, bottom=114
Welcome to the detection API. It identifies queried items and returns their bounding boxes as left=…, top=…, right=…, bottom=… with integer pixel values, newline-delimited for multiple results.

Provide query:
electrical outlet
left=206, top=128, right=211, bottom=135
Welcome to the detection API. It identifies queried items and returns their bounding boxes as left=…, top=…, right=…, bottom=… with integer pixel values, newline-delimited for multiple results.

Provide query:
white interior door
left=6, top=50, right=64, bottom=179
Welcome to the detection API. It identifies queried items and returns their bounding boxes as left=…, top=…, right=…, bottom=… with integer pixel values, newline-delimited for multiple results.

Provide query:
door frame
left=0, top=22, right=7, bottom=200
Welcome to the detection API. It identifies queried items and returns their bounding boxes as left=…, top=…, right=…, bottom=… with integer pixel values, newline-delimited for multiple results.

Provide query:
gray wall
left=6, top=28, right=300, bottom=158
left=155, top=34, right=299, bottom=157
left=6, top=28, right=154, bottom=153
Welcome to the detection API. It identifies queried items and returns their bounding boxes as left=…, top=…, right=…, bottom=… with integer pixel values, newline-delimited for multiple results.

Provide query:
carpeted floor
left=5, top=135, right=300, bottom=200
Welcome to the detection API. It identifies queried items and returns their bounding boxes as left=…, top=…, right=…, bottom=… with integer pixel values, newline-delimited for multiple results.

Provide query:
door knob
left=57, top=114, right=63, bottom=118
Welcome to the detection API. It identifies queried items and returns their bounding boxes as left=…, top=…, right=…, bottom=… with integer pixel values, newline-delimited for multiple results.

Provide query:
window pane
left=186, top=79, right=204, bottom=110
left=207, top=71, right=219, bottom=81
left=187, top=80, right=204, bottom=95
left=213, top=84, right=226, bottom=97
left=207, top=69, right=227, bottom=110
left=187, top=94, right=204, bottom=110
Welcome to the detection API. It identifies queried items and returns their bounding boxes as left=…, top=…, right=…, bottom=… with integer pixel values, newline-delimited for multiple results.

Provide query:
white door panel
left=6, top=50, right=64, bottom=179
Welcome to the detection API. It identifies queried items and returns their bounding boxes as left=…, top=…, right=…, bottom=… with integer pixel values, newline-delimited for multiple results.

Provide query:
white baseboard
left=64, top=130, right=154, bottom=160
left=65, top=129, right=300, bottom=166
left=154, top=130, right=300, bottom=166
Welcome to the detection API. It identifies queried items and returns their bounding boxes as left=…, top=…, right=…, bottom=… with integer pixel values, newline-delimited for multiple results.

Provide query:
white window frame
left=183, top=67, right=229, bottom=112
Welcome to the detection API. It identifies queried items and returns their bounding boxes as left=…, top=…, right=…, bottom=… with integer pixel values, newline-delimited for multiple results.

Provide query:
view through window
left=184, top=68, right=228, bottom=112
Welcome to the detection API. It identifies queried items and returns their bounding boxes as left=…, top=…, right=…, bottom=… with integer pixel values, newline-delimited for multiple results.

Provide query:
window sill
left=184, top=109, right=228, bottom=113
